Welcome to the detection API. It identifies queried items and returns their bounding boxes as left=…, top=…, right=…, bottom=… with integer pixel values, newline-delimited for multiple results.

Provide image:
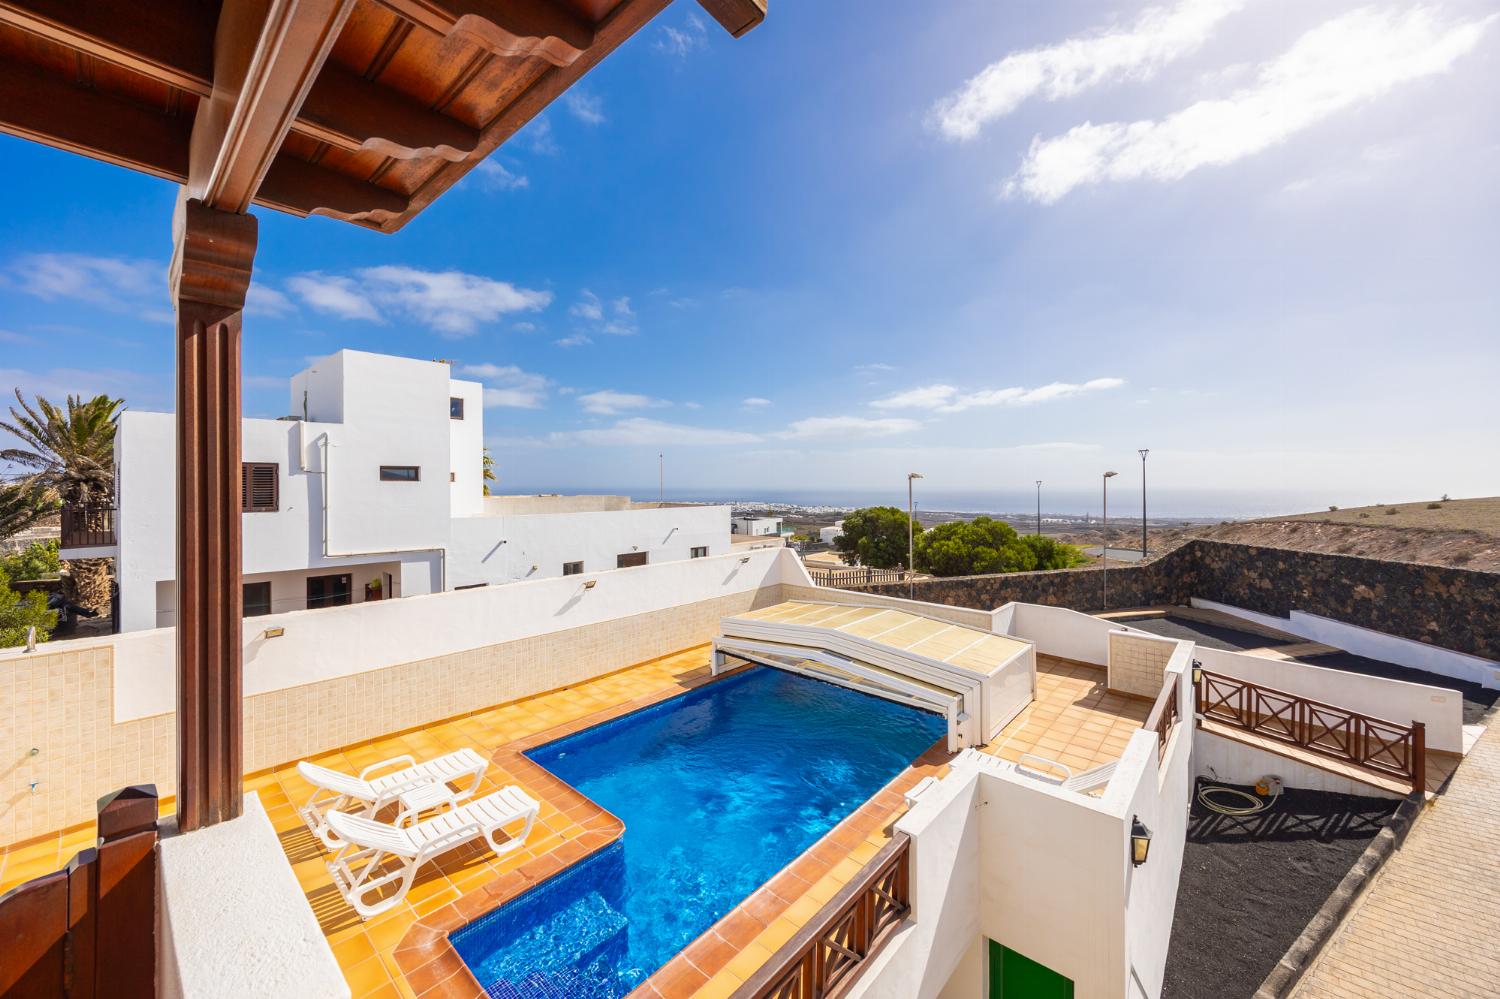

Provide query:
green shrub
left=0, top=539, right=60, bottom=581
left=0, top=566, right=56, bottom=647
left=1426, top=502, right=1442, bottom=510
left=1385, top=508, right=1399, bottom=515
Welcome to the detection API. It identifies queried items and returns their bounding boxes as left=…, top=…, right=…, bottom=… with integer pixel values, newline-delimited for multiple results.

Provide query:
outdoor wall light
left=1130, top=816, right=1152, bottom=867
left=582, top=579, right=597, bottom=590
left=263, top=627, right=285, bottom=639
left=739, top=556, right=751, bottom=564
left=1191, top=660, right=1203, bottom=686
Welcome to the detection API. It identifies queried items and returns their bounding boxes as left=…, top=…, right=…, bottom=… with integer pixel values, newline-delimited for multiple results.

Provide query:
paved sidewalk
left=1294, top=719, right=1500, bottom=998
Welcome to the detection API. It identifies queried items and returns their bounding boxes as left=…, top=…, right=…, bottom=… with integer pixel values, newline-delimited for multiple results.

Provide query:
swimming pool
left=451, top=665, right=945, bottom=998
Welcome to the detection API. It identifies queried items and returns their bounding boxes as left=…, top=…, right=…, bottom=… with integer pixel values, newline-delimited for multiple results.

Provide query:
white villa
left=63, top=349, right=730, bottom=631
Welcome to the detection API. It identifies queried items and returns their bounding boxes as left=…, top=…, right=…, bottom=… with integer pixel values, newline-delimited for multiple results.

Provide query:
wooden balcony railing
left=806, top=564, right=909, bottom=588
left=60, top=505, right=116, bottom=548
left=734, top=833, right=912, bottom=999
left=1197, top=670, right=1426, bottom=792
left=1145, top=673, right=1181, bottom=763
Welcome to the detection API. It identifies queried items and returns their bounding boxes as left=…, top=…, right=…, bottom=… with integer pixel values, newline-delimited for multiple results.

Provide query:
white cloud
left=0, top=366, right=152, bottom=403
left=473, top=160, right=530, bottom=192
left=776, top=416, right=923, bottom=440
left=7, top=253, right=161, bottom=315
left=563, top=90, right=605, bottom=125
left=742, top=397, right=772, bottom=408
left=577, top=390, right=671, bottom=415
left=570, top=291, right=604, bottom=321
left=565, top=290, right=638, bottom=339
left=288, top=266, right=551, bottom=336
left=656, top=12, right=707, bottom=57
left=521, top=115, right=558, bottom=155
left=873, top=378, right=1124, bottom=413
left=246, top=282, right=295, bottom=318
left=457, top=363, right=552, bottom=409
left=0, top=329, right=31, bottom=344
left=855, top=362, right=896, bottom=373
left=1006, top=6, right=1496, bottom=203
left=932, top=0, right=1244, bottom=141
left=285, top=274, right=381, bottom=322
left=555, top=333, right=592, bottom=348
left=557, top=417, right=759, bottom=447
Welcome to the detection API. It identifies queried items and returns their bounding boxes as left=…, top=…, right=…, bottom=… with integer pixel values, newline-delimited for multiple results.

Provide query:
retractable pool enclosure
left=714, top=601, right=1037, bottom=752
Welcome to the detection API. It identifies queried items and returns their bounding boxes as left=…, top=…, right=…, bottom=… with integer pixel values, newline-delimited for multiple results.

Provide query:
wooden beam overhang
left=0, top=0, right=215, bottom=95
left=189, top=0, right=358, bottom=214
left=374, top=0, right=595, bottom=65
left=0, top=56, right=190, bottom=182
left=297, top=63, right=480, bottom=161
left=696, top=0, right=767, bottom=39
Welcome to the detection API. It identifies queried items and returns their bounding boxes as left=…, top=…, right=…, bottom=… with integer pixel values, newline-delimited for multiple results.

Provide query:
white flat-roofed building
left=731, top=515, right=783, bottom=537
left=75, top=349, right=729, bottom=631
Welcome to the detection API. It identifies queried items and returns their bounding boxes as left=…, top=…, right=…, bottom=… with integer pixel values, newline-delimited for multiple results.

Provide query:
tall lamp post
left=1138, top=449, right=1149, bottom=558
left=658, top=452, right=664, bottom=503
left=908, top=471, right=924, bottom=597
left=1035, top=480, right=1043, bottom=536
left=1102, top=470, right=1118, bottom=608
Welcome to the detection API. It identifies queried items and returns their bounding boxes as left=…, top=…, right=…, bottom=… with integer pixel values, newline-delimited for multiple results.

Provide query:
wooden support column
left=170, top=196, right=257, bottom=832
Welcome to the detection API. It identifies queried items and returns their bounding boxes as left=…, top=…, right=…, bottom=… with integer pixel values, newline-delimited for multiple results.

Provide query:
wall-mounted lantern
left=582, top=579, right=597, bottom=590
left=1191, top=659, right=1203, bottom=686
left=1130, top=816, right=1152, bottom=866
left=263, top=627, right=285, bottom=639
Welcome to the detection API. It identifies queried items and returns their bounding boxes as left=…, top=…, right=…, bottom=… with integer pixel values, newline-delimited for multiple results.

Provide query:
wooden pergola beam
left=189, top=0, right=357, bottom=214
left=374, top=0, right=594, bottom=65
left=0, top=0, right=482, bottom=162
left=696, top=0, right=767, bottom=39
left=0, top=57, right=190, bottom=181
left=0, top=0, right=215, bottom=96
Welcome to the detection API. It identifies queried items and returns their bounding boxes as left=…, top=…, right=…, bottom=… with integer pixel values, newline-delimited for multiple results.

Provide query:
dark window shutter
left=242, top=463, right=279, bottom=512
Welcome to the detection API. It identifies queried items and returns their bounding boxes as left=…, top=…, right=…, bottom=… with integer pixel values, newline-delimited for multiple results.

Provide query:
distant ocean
left=502, top=486, right=1351, bottom=521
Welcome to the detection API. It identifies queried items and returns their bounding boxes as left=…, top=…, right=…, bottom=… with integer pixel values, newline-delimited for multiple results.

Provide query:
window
left=691, top=546, right=708, bottom=559
left=450, top=396, right=465, bottom=420
left=562, top=561, right=584, bottom=576
left=243, top=581, right=272, bottom=617
left=450, top=472, right=456, bottom=482
left=306, top=573, right=352, bottom=610
left=379, top=465, right=420, bottom=482
left=241, top=462, right=278, bottom=512
left=616, top=552, right=648, bottom=568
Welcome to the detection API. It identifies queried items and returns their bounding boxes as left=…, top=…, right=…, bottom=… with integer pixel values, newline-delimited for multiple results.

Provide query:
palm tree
left=1, top=391, right=124, bottom=613
left=0, top=480, right=57, bottom=541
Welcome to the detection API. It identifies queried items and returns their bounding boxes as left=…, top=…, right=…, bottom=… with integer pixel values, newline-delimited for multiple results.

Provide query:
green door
left=989, top=940, right=1074, bottom=999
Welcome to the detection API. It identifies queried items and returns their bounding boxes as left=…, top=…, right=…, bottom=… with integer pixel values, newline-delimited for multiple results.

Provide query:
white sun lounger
left=296, top=748, right=487, bottom=849
left=1015, top=753, right=1118, bottom=794
left=324, top=785, right=539, bottom=919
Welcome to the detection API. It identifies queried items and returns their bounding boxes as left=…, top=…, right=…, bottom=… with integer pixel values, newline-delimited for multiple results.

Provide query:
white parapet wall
left=1191, top=597, right=1500, bottom=689
left=158, top=793, right=349, bottom=999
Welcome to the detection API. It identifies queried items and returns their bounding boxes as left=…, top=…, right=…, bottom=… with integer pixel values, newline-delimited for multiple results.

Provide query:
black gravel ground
left=1114, top=614, right=1296, bottom=652
left=1300, top=651, right=1497, bottom=725
left=1161, top=780, right=1399, bottom=999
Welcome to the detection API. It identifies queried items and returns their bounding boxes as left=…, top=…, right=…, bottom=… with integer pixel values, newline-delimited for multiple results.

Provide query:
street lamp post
left=1138, top=449, right=1149, bottom=558
left=908, top=472, right=923, bottom=598
left=658, top=452, right=663, bottom=504
left=1035, top=480, right=1042, bottom=536
left=1102, top=470, right=1118, bottom=608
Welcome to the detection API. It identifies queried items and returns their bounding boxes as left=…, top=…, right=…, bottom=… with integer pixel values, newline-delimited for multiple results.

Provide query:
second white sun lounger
left=296, top=747, right=487, bottom=848
left=325, top=785, right=539, bottom=918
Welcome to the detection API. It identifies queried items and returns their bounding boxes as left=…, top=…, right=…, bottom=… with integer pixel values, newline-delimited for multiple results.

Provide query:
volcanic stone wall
left=854, top=539, right=1499, bottom=661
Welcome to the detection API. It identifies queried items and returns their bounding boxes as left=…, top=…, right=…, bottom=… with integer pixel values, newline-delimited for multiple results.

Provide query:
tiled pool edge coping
left=390, top=663, right=953, bottom=999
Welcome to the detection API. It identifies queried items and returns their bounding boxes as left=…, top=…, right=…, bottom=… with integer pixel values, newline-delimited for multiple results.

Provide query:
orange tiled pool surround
left=0, top=645, right=1157, bottom=999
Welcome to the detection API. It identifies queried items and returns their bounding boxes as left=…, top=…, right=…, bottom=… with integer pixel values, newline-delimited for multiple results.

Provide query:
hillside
left=1155, top=496, right=1500, bottom=571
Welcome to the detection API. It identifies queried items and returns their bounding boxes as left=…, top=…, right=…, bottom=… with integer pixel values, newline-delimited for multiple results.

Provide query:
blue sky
left=2, top=0, right=1497, bottom=516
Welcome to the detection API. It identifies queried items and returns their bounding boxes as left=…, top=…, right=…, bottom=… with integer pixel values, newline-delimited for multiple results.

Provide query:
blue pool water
left=451, top=666, right=945, bottom=998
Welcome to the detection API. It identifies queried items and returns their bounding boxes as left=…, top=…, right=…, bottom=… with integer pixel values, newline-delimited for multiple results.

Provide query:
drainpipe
left=315, top=433, right=447, bottom=593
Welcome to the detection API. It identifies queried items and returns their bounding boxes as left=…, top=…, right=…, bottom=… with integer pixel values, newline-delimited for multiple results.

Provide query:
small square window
left=450, top=397, right=465, bottom=420
left=379, top=465, right=420, bottom=482
left=691, top=546, right=708, bottom=559
left=562, top=561, right=584, bottom=576
left=450, top=471, right=456, bottom=482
